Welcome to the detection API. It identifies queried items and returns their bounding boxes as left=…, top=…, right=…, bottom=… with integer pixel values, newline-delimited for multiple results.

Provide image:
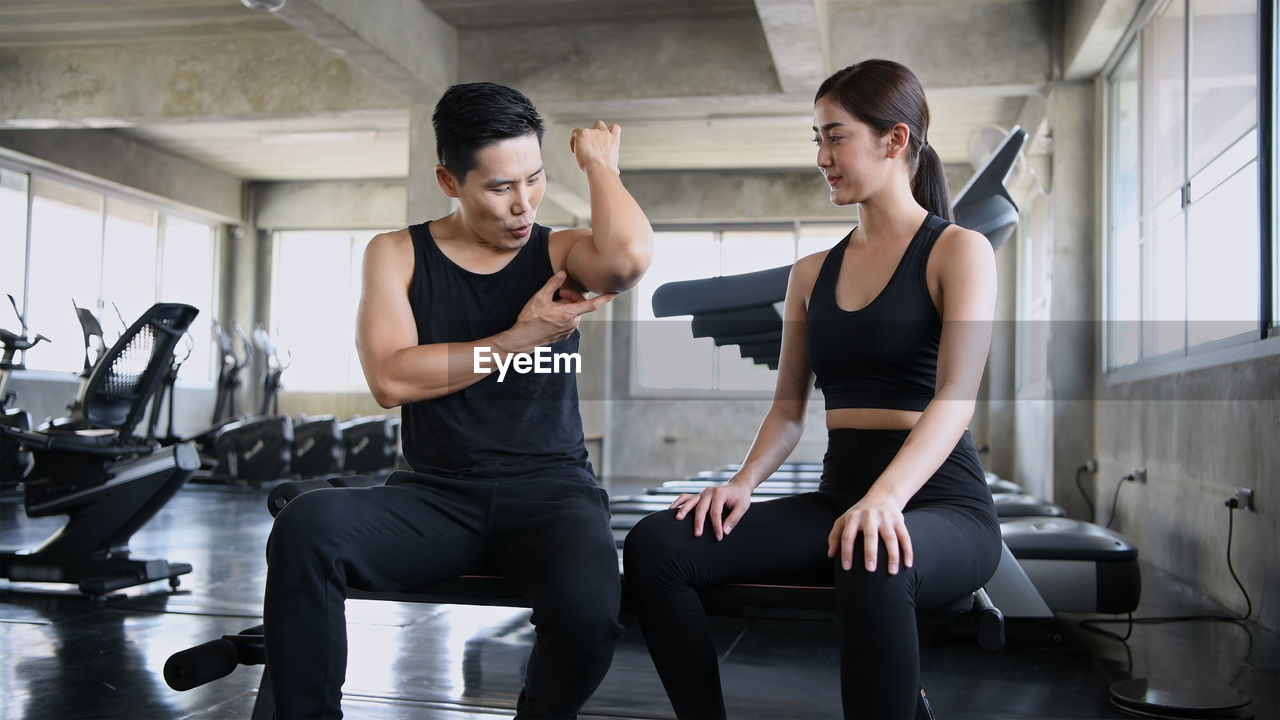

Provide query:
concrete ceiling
left=0, top=0, right=1136, bottom=184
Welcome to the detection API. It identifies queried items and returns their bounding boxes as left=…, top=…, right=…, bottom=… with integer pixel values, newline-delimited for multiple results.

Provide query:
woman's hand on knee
left=827, top=498, right=913, bottom=574
left=670, top=482, right=752, bottom=540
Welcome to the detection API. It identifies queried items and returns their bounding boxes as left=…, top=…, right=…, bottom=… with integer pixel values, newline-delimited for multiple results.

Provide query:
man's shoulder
left=371, top=227, right=414, bottom=247
left=363, top=228, right=417, bottom=288
left=366, top=228, right=416, bottom=261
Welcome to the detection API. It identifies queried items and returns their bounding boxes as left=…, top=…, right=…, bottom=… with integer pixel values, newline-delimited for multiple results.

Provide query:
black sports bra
left=805, top=214, right=949, bottom=412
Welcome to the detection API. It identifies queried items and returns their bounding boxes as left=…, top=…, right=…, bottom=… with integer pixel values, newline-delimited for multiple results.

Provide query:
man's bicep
left=553, top=228, right=604, bottom=291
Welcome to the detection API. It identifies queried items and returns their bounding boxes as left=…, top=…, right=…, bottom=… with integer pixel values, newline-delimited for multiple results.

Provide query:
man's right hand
left=497, top=271, right=615, bottom=353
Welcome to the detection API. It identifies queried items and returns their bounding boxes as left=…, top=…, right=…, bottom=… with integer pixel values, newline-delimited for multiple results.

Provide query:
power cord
left=1080, top=500, right=1253, bottom=644
left=1075, top=460, right=1096, bottom=520
left=1223, top=495, right=1253, bottom=620
left=1103, top=473, right=1131, bottom=529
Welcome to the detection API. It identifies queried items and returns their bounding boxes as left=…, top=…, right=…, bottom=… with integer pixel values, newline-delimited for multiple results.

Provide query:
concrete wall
left=254, top=180, right=408, bottom=231
left=1095, top=353, right=1280, bottom=631
left=986, top=75, right=1280, bottom=632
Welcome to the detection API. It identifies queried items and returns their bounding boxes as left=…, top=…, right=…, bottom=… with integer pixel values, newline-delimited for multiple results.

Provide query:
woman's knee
left=834, top=538, right=914, bottom=608
left=622, top=510, right=694, bottom=581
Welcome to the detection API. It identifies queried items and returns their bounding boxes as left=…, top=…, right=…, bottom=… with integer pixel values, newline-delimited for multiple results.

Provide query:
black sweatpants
left=264, top=472, right=623, bottom=719
left=623, top=429, right=1002, bottom=720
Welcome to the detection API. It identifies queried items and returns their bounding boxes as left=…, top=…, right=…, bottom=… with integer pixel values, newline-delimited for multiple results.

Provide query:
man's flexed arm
left=356, top=231, right=614, bottom=407
left=558, top=122, right=654, bottom=294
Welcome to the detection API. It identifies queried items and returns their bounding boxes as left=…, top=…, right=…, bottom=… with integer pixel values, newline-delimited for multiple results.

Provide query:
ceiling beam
left=753, top=0, right=831, bottom=94
left=269, top=0, right=457, bottom=102
left=0, top=36, right=404, bottom=126
left=1060, top=0, right=1142, bottom=80
left=827, top=1, right=1053, bottom=92
left=458, top=15, right=779, bottom=102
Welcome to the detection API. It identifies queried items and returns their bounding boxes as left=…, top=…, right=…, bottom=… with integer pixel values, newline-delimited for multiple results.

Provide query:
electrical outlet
left=1236, top=487, right=1255, bottom=512
left=1126, top=467, right=1147, bottom=483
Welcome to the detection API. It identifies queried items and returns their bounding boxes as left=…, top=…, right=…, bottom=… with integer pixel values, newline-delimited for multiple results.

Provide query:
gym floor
left=0, top=481, right=1275, bottom=720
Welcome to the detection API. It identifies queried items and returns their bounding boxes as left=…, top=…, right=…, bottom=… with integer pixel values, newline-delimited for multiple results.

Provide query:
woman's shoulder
left=929, top=222, right=992, bottom=271
left=783, top=248, right=830, bottom=306
left=793, top=247, right=830, bottom=282
left=929, top=222, right=996, bottom=291
left=934, top=222, right=990, bottom=256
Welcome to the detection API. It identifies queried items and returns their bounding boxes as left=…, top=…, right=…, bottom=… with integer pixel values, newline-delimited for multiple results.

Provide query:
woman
left=623, top=59, right=1003, bottom=719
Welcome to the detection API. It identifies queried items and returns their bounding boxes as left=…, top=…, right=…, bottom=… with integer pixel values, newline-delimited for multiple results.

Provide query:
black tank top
left=399, top=222, right=594, bottom=483
left=806, top=214, right=949, bottom=412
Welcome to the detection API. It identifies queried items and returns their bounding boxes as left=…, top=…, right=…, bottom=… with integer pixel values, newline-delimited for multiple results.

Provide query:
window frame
left=1100, top=0, right=1277, bottom=384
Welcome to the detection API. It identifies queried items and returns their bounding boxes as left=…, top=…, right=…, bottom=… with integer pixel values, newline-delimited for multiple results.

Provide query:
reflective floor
left=1, top=482, right=1276, bottom=719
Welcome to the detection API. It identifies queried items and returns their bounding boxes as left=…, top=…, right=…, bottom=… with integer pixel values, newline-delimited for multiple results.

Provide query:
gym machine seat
left=207, top=414, right=294, bottom=484
left=339, top=415, right=400, bottom=474
left=289, top=414, right=343, bottom=477
left=0, top=303, right=201, bottom=596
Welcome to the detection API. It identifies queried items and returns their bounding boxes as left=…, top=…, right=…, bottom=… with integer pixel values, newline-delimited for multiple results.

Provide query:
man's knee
left=532, top=580, right=623, bottom=646
left=266, top=488, right=348, bottom=564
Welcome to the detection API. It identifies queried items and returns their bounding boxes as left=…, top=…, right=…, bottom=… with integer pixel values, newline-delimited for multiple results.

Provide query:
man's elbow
left=366, top=377, right=406, bottom=409
left=600, top=248, right=652, bottom=292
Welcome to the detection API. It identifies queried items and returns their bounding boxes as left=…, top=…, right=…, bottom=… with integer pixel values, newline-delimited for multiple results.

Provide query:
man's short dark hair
left=433, top=82, right=545, bottom=183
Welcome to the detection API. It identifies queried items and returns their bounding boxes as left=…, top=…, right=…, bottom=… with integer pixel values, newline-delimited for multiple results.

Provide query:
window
left=1273, top=0, right=1280, bottom=328
left=159, top=217, right=219, bottom=384
left=1104, top=0, right=1266, bottom=369
left=0, top=168, right=28, bottom=313
left=27, top=177, right=104, bottom=374
left=269, top=230, right=382, bottom=392
left=633, top=223, right=849, bottom=392
left=0, top=161, right=221, bottom=383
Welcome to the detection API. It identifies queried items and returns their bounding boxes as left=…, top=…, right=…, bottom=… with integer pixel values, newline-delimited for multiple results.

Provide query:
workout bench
left=165, top=476, right=1006, bottom=718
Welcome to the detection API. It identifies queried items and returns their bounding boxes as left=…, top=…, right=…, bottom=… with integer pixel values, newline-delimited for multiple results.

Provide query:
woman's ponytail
left=912, top=141, right=952, bottom=222
left=819, top=60, right=952, bottom=221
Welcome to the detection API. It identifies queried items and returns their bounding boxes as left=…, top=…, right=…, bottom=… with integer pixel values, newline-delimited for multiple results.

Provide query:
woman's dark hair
left=815, top=60, right=952, bottom=221
left=432, top=82, right=545, bottom=183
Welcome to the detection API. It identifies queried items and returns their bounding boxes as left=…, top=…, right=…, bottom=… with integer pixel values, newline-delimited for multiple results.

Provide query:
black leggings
left=623, top=429, right=1002, bottom=720
left=264, top=472, right=623, bottom=719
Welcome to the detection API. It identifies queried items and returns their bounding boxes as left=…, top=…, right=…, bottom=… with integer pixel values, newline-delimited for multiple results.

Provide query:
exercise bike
left=146, top=330, right=195, bottom=447
left=245, top=326, right=346, bottom=479
left=1, top=294, right=50, bottom=490
left=0, top=302, right=202, bottom=596
left=198, top=323, right=293, bottom=485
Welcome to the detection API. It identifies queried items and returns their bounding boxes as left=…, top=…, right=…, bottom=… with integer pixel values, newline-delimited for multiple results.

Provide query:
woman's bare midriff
left=826, top=407, right=921, bottom=431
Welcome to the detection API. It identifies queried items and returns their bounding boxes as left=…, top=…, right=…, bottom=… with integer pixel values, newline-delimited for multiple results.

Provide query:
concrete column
left=1044, top=81, right=1097, bottom=517
left=977, top=221, right=1019, bottom=480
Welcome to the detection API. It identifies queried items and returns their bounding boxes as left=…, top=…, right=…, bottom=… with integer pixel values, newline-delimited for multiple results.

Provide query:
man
left=263, top=82, right=653, bottom=718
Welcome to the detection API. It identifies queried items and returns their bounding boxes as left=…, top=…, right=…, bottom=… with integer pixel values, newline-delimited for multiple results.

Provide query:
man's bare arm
left=356, top=231, right=614, bottom=407
left=558, top=122, right=654, bottom=294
